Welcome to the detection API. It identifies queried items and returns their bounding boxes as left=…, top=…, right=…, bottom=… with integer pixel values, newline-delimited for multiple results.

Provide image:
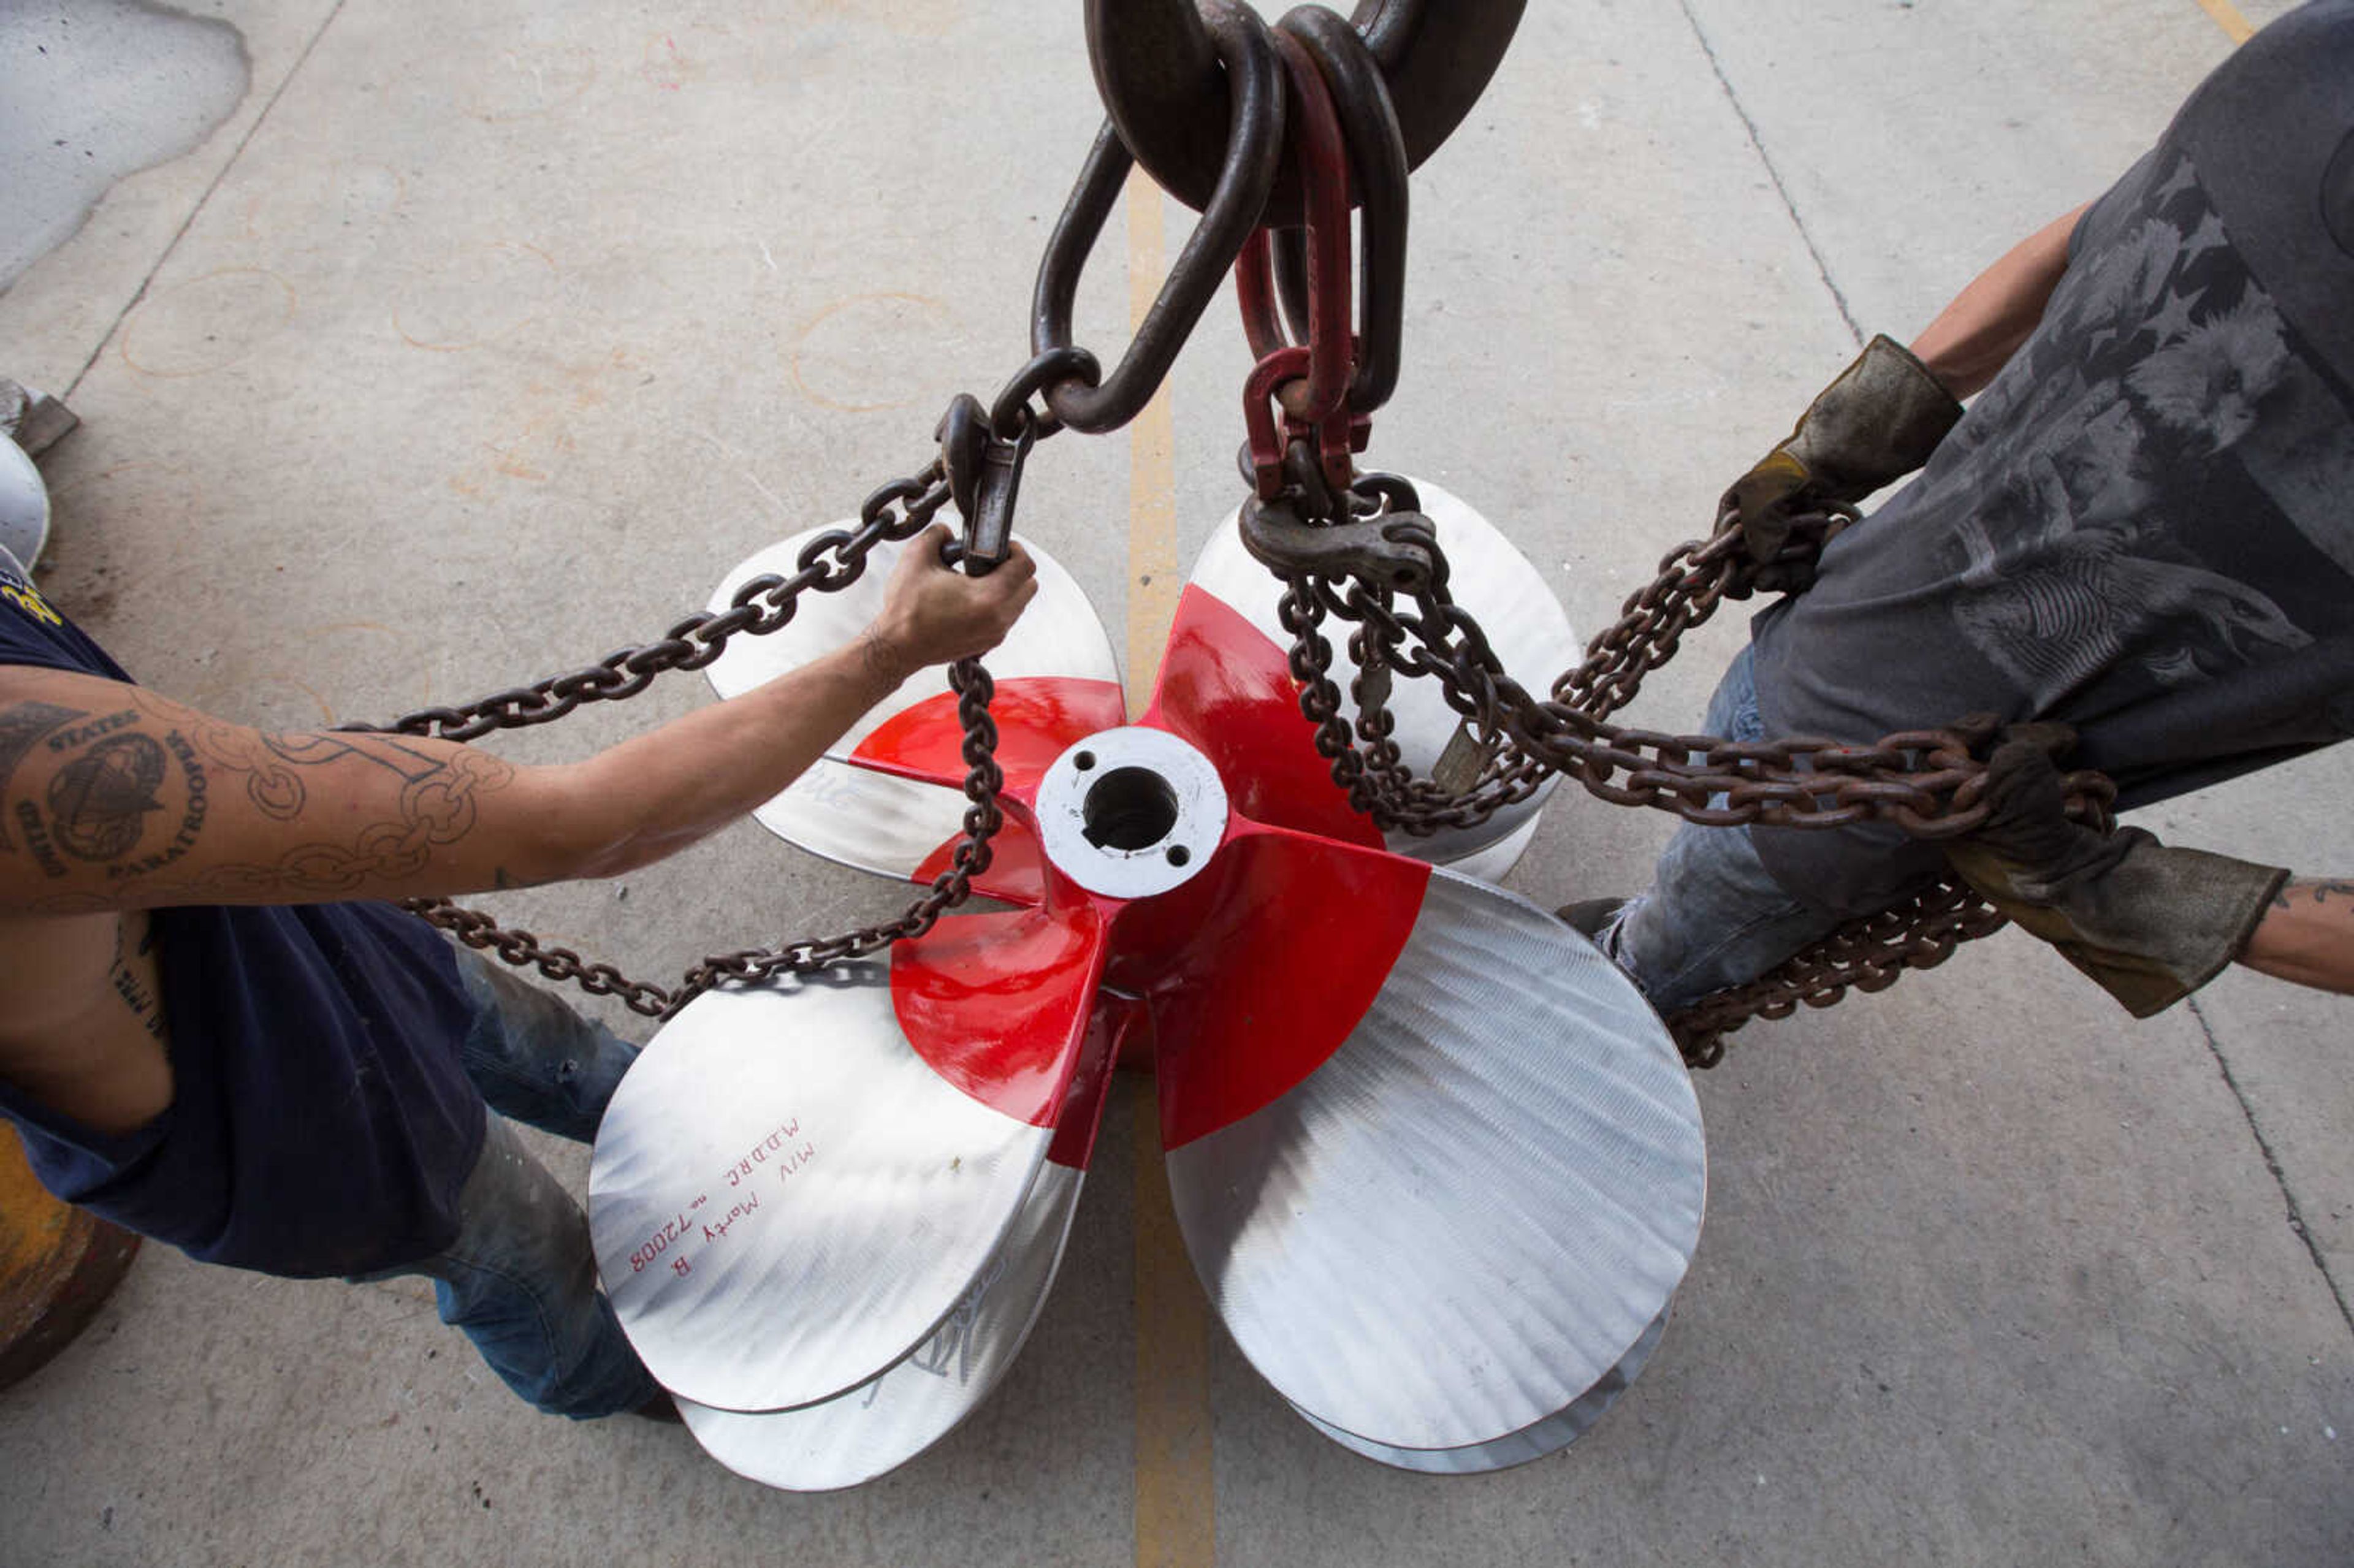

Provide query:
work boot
left=1555, top=897, right=1626, bottom=941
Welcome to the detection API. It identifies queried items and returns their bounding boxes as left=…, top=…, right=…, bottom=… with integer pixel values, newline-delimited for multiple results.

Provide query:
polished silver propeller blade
left=1288, top=1301, right=1672, bottom=1474
left=743, top=756, right=1000, bottom=886
left=589, top=956, right=1081, bottom=1413
left=0, top=435, right=49, bottom=573
left=701, top=527, right=1121, bottom=883
left=1183, top=476, right=1577, bottom=877
left=676, top=1159, right=1086, bottom=1490
left=665, top=994, right=1129, bottom=1491
left=1162, top=867, right=1705, bottom=1453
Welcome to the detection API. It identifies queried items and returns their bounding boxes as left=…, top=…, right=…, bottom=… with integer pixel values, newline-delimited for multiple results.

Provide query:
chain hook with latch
left=934, top=347, right=1099, bottom=573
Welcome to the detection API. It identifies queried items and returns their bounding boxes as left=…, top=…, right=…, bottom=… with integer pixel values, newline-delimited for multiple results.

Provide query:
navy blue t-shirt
left=0, top=550, right=485, bottom=1277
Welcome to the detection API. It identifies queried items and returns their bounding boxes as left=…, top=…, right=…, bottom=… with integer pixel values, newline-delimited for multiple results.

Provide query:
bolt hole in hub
left=1038, top=728, right=1228, bottom=900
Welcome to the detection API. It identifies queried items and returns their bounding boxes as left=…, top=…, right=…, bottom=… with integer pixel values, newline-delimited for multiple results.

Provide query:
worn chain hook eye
left=989, top=346, right=1099, bottom=440
left=1032, top=1, right=1286, bottom=435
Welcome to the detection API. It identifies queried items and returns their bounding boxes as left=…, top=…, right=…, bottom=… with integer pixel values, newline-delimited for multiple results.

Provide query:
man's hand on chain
left=860, top=523, right=1040, bottom=685
left=1721, top=335, right=1964, bottom=598
left=1943, top=723, right=2288, bottom=1018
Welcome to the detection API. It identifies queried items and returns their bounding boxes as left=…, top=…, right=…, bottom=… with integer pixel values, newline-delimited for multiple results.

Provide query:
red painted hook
left=1238, top=30, right=1364, bottom=501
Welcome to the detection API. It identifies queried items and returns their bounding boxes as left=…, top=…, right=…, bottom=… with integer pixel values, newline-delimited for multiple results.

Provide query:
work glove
left=1942, top=724, right=2288, bottom=1018
left=1722, top=335, right=1964, bottom=595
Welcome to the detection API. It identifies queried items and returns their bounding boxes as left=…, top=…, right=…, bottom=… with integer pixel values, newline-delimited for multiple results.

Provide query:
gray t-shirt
left=1747, top=0, right=2354, bottom=918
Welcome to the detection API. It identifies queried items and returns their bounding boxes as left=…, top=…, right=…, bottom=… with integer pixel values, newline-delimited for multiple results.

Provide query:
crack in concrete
left=66, top=0, right=352, bottom=401
left=2187, top=994, right=2354, bottom=1341
left=1672, top=0, right=1864, bottom=349
left=0, top=1, right=250, bottom=290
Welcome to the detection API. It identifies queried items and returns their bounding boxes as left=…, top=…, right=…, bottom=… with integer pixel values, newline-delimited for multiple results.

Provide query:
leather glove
left=1723, top=335, right=1964, bottom=595
left=1943, top=725, right=2288, bottom=1018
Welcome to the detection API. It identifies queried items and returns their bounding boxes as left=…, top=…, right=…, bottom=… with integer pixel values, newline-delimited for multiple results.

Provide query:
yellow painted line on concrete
left=2194, top=0, right=2256, bottom=42
left=1124, top=177, right=1185, bottom=714
left=1131, top=1080, right=1217, bottom=1568
left=1124, top=169, right=1217, bottom=1568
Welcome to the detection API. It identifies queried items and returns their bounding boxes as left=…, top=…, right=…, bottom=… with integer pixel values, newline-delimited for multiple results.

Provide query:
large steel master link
left=1086, top=0, right=1526, bottom=226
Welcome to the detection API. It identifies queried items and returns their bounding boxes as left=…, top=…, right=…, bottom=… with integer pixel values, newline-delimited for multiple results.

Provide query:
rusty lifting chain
left=1172, top=2, right=2119, bottom=1060
left=348, top=427, right=1025, bottom=1020
left=366, top=0, right=2117, bottom=1064
left=1247, top=481, right=2116, bottom=1064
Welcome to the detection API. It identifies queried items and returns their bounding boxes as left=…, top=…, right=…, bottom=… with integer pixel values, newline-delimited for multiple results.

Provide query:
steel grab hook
left=1085, top=0, right=1526, bottom=225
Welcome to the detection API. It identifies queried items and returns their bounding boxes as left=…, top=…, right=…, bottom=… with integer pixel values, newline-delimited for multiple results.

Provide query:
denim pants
left=362, top=949, right=661, bottom=1419
left=1596, top=647, right=1851, bottom=1014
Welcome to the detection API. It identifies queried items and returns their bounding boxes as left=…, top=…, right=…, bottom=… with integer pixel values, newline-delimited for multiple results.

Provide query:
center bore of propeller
left=1081, top=766, right=1180, bottom=852
left=1037, top=727, right=1227, bottom=900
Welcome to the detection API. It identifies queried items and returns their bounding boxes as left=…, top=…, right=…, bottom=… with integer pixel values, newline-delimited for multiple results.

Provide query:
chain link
left=1262, top=471, right=2113, bottom=1066
left=352, top=445, right=1027, bottom=1020
left=379, top=432, right=2081, bottom=1058
left=669, top=659, right=1004, bottom=1008
left=357, top=470, right=954, bottom=746
left=1662, top=876, right=2009, bottom=1068
left=334, top=12, right=2022, bottom=1065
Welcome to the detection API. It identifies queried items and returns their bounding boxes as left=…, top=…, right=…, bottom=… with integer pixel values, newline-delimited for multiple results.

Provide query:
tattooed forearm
left=50, top=733, right=170, bottom=860
left=79, top=740, right=515, bottom=900
left=177, top=715, right=310, bottom=819
left=203, top=746, right=514, bottom=894
left=26, top=721, right=208, bottom=881
left=4, top=682, right=520, bottom=904
left=107, top=731, right=207, bottom=880
left=165, top=704, right=510, bottom=820
left=0, top=700, right=87, bottom=851
left=15, top=799, right=67, bottom=877
left=2241, top=877, right=2354, bottom=994
left=2276, top=878, right=2354, bottom=909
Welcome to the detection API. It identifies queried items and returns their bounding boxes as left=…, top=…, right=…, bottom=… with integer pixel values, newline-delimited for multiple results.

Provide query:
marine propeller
left=587, top=480, right=1706, bottom=1488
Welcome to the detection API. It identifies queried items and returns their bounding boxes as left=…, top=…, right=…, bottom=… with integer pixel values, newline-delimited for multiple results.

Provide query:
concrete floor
left=2, top=1, right=2349, bottom=1564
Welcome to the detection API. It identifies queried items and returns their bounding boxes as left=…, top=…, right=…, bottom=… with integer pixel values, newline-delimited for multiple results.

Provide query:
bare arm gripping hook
left=1086, top=0, right=1526, bottom=227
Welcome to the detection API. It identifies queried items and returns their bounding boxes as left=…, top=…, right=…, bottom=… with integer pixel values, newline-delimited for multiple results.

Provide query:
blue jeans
left=362, top=950, right=660, bottom=1419
left=1597, top=647, right=1848, bottom=1014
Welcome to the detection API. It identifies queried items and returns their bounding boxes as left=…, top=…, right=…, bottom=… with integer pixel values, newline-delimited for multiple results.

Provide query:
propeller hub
left=1035, top=726, right=1227, bottom=900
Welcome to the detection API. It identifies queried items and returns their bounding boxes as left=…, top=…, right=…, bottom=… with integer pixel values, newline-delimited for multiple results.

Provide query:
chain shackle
left=935, top=352, right=1090, bottom=575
